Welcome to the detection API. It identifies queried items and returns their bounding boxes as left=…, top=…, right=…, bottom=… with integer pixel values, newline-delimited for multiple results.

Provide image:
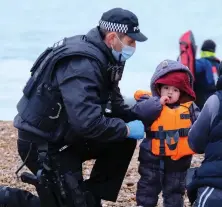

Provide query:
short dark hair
left=98, top=27, right=125, bottom=40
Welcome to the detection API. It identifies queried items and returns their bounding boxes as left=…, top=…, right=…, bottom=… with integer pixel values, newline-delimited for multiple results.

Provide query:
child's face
left=160, top=85, right=180, bottom=104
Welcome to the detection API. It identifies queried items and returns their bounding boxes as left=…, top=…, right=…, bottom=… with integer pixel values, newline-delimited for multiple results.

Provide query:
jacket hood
left=150, top=60, right=194, bottom=100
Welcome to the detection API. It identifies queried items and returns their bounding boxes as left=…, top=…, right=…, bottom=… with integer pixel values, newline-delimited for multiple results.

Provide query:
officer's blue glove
left=126, top=120, right=145, bottom=140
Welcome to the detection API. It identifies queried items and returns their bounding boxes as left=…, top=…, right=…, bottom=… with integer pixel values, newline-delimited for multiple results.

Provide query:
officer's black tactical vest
left=16, top=35, right=111, bottom=142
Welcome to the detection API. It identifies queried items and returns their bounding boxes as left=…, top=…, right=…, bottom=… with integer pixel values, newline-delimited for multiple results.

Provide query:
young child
left=133, top=60, right=200, bottom=207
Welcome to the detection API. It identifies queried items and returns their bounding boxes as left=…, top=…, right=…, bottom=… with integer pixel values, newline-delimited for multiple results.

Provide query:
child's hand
left=160, top=96, right=170, bottom=105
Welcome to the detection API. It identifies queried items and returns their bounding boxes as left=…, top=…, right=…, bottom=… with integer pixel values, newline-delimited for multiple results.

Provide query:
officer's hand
left=126, top=120, right=145, bottom=140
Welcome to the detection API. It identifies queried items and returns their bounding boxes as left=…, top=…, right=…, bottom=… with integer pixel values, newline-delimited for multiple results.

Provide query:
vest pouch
left=22, top=48, right=54, bottom=98
left=22, top=76, right=36, bottom=98
left=21, top=83, right=64, bottom=133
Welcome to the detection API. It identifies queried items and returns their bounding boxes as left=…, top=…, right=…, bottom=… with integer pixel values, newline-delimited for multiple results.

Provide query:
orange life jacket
left=147, top=102, right=195, bottom=160
left=133, top=89, right=195, bottom=160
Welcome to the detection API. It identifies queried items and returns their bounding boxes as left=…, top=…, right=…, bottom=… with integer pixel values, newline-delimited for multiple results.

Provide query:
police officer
left=13, top=8, right=147, bottom=207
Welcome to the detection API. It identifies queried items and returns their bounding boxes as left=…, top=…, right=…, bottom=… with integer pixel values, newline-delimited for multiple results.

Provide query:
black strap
left=146, top=128, right=190, bottom=138
left=37, top=143, right=49, bottom=170
left=147, top=127, right=189, bottom=155
left=158, top=126, right=165, bottom=156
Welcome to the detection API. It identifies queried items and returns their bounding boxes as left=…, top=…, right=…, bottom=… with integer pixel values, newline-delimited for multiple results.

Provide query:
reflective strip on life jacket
left=146, top=128, right=190, bottom=138
left=148, top=102, right=195, bottom=160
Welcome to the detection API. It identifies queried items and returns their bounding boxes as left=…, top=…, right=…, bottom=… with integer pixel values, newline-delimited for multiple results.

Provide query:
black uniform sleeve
left=109, top=85, right=138, bottom=122
left=56, top=56, right=128, bottom=142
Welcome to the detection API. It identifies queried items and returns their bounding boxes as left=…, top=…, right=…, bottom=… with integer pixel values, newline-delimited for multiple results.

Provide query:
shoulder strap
left=47, top=36, right=108, bottom=81
left=181, top=101, right=192, bottom=108
left=181, top=102, right=197, bottom=124
left=22, top=35, right=109, bottom=98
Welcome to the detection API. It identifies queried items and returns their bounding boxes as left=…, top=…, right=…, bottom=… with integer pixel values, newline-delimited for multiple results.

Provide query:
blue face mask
left=112, top=35, right=136, bottom=62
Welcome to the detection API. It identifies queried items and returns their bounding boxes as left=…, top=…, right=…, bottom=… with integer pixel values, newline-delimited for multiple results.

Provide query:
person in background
left=194, top=39, right=220, bottom=109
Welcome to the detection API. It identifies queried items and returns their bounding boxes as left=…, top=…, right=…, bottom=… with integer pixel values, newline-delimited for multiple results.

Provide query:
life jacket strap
left=146, top=128, right=190, bottom=138
left=159, top=126, right=165, bottom=156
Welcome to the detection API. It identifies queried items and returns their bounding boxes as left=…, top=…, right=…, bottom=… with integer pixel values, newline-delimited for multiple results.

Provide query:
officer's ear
left=105, top=32, right=117, bottom=48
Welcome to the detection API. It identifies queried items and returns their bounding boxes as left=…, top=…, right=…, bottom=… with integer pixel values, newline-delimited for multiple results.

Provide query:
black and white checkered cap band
left=99, top=20, right=128, bottom=33
left=99, top=20, right=140, bottom=34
